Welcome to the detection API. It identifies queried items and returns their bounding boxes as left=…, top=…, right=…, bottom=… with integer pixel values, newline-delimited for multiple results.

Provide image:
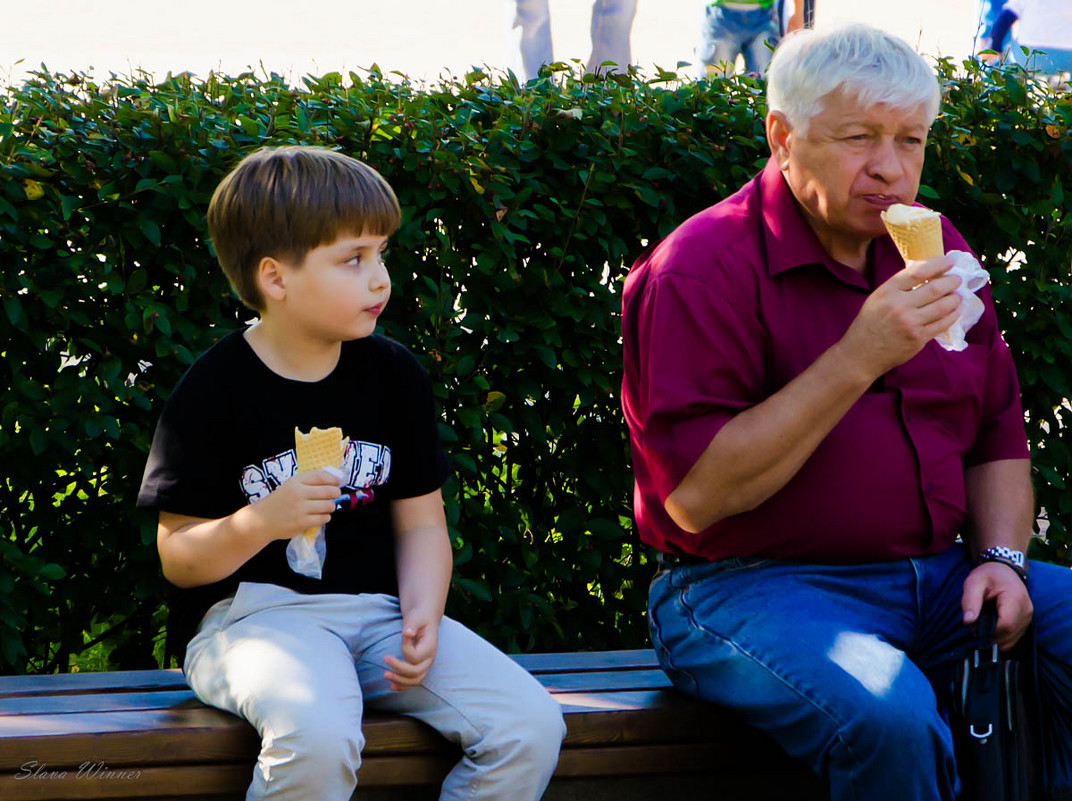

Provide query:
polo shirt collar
left=758, top=157, right=904, bottom=290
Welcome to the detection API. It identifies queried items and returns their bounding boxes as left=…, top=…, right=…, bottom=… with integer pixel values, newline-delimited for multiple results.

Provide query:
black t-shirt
left=138, top=329, right=450, bottom=660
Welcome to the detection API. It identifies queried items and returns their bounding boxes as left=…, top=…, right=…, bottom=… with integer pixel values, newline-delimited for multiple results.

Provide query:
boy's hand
left=248, top=469, right=341, bottom=543
left=383, top=616, right=439, bottom=692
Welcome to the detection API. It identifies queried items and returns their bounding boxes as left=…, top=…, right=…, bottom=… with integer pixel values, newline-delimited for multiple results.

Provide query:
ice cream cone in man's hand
left=881, top=203, right=944, bottom=262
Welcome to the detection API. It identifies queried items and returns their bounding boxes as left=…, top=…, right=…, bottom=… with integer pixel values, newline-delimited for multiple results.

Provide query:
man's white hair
left=767, top=24, right=941, bottom=135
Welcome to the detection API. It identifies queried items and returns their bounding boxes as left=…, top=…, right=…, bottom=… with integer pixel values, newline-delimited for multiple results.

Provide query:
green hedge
left=1, top=60, right=1069, bottom=673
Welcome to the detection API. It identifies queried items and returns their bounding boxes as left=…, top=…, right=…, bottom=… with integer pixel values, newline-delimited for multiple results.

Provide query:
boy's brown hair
left=207, top=146, right=401, bottom=311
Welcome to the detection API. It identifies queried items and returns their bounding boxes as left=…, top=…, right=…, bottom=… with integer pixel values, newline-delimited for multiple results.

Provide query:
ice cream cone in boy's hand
left=295, top=426, right=347, bottom=539
left=881, top=203, right=944, bottom=261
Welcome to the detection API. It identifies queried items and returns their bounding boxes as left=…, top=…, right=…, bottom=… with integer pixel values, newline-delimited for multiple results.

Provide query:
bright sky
left=1, top=0, right=981, bottom=87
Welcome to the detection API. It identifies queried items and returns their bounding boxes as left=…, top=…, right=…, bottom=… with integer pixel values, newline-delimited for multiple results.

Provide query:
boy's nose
left=369, top=260, right=390, bottom=292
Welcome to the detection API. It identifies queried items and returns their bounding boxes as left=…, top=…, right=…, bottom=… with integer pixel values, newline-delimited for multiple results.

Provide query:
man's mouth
left=861, top=194, right=900, bottom=208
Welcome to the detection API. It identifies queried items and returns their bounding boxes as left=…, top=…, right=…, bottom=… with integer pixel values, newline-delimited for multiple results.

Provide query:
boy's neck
left=243, top=319, right=343, bottom=382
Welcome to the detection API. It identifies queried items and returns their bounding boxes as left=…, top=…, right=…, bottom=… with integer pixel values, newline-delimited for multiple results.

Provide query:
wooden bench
left=0, top=649, right=825, bottom=801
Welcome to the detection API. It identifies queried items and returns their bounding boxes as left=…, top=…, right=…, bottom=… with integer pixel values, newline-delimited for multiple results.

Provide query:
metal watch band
left=977, top=547, right=1029, bottom=583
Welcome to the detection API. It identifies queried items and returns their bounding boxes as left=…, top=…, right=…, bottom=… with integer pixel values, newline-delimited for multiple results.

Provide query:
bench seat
left=0, top=649, right=824, bottom=800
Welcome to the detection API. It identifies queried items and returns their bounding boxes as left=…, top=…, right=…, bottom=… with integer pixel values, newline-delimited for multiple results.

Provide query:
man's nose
left=867, top=137, right=904, bottom=182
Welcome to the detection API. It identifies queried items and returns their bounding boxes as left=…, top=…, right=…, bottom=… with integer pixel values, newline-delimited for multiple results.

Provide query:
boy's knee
left=259, top=720, right=364, bottom=791
left=493, top=688, right=566, bottom=765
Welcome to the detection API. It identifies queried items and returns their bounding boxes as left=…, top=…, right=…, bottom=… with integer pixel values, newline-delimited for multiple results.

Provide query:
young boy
left=137, top=146, right=565, bottom=801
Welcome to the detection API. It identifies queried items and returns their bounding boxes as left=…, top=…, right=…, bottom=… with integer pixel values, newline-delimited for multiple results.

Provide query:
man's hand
left=962, top=561, right=1033, bottom=651
left=383, top=616, right=439, bottom=692
left=837, top=256, right=962, bottom=380
left=247, top=469, right=341, bottom=543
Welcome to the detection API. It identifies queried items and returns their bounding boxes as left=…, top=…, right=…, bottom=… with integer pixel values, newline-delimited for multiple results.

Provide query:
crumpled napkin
left=285, top=466, right=343, bottom=579
left=936, top=250, right=989, bottom=352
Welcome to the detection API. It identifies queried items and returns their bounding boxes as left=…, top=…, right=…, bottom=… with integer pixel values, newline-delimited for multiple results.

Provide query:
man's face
left=771, top=91, right=931, bottom=266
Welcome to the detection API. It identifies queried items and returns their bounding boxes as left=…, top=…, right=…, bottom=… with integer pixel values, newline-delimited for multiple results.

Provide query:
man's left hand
left=962, top=561, right=1033, bottom=650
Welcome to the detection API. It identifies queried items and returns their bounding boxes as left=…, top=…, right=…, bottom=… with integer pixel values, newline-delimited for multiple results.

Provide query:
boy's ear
left=256, top=256, right=287, bottom=303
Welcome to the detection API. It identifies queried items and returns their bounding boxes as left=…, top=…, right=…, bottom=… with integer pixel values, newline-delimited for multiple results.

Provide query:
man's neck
left=243, top=319, right=342, bottom=382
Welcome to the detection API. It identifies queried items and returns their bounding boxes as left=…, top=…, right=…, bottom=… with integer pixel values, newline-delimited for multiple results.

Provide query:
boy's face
left=276, top=231, right=391, bottom=342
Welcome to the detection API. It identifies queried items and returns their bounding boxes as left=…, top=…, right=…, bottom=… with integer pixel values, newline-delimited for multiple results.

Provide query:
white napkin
left=285, top=465, right=343, bottom=579
left=935, top=250, right=989, bottom=352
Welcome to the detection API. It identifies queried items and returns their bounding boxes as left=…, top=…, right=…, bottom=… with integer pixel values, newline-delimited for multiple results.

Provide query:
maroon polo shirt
left=621, top=158, right=1029, bottom=564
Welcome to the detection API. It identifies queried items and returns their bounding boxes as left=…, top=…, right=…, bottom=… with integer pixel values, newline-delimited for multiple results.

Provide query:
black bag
left=950, top=600, right=1039, bottom=801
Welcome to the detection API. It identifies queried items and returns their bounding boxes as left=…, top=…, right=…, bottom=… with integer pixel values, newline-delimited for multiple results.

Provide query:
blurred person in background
left=694, top=0, right=811, bottom=78
left=972, top=0, right=1009, bottom=57
left=505, top=0, right=637, bottom=81
left=989, top=0, right=1072, bottom=80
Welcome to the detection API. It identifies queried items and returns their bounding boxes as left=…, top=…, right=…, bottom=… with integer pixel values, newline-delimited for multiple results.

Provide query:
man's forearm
left=963, top=458, right=1034, bottom=554
left=665, top=340, right=874, bottom=532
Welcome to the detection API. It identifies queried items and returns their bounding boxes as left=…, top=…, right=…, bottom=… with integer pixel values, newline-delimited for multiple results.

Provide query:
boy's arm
left=384, top=489, right=452, bottom=691
left=157, top=469, right=341, bottom=588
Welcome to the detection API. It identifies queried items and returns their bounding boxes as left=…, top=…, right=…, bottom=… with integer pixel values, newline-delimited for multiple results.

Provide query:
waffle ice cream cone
left=881, top=203, right=944, bottom=261
left=295, top=426, right=348, bottom=539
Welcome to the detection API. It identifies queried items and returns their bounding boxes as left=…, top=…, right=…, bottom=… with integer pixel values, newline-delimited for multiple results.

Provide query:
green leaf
left=39, top=563, right=67, bottom=581
left=139, top=218, right=161, bottom=246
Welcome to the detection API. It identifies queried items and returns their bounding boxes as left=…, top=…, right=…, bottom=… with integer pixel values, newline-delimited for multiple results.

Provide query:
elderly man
left=622, top=24, right=1072, bottom=801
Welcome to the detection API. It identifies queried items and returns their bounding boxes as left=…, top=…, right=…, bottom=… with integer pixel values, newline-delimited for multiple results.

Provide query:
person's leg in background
left=506, top=0, right=553, bottom=81
left=588, top=0, right=638, bottom=74
left=694, top=4, right=754, bottom=77
left=740, top=4, right=782, bottom=74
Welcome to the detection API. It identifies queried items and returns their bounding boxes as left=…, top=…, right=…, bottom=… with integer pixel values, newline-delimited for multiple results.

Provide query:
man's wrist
left=977, top=546, right=1029, bottom=584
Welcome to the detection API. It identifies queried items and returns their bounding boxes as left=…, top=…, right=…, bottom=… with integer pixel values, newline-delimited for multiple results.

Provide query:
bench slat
left=0, top=650, right=663, bottom=700
left=0, top=740, right=769, bottom=801
left=512, top=649, right=660, bottom=673
left=0, top=690, right=733, bottom=772
left=0, top=670, right=672, bottom=718
left=0, top=650, right=822, bottom=800
left=0, top=670, right=186, bottom=699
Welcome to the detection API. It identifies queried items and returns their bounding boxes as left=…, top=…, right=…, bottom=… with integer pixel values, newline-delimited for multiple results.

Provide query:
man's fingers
left=961, top=579, right=987, bottom=625
left=918, top=295, right=963, bottom=331
left=900, top=255, right=955, bottom=284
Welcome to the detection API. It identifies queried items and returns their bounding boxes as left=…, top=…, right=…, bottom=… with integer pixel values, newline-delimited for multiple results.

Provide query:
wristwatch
left=977, top=546, right=1029, bottom=584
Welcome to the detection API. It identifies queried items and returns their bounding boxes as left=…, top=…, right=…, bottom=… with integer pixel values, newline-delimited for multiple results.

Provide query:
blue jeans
left=506, top=0, right=638, bottom=81
left=648, top=544, right=1072, bottom=801
left=695, top=3, right=781, bottom=76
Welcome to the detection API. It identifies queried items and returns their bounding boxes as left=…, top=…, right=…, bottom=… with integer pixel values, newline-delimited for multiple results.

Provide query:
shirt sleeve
left=963, top=283, right=1030, bottom=467
left=137, top=364, right=235, bottom=519
left=624, top=234, right=769, bottom=504
left=941, top=221, right=1030, bottom=467
left=381, top=344, right=450, bottom=500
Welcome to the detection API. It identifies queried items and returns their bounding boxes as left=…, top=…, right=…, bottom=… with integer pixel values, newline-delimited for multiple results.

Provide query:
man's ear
left=766, top=111, right=793, bottom=169
left=256, top=256, right=287, bottom=303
